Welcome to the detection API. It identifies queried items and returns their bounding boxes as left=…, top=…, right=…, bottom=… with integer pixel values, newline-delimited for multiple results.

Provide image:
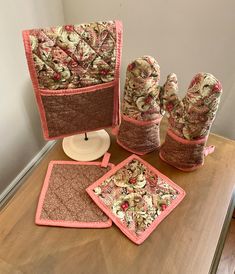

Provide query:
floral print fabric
left=162, top=72, right=222, bottom=140
left=29, top=21, right=117, bottom=90
left=122, top=56, right=163, bottom=121
left=93, top=158, right=180, bottom=237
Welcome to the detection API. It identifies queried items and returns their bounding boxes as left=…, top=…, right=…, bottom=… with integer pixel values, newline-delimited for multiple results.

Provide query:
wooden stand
left=62, top=130, right=110, bottom=161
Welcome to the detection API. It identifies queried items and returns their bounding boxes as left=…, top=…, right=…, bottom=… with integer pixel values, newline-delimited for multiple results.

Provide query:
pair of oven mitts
left=115, top=56, right=222, bottom=171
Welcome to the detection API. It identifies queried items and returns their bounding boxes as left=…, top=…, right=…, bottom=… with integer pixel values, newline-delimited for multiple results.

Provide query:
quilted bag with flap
left=22, top=20, right=122, bottom=140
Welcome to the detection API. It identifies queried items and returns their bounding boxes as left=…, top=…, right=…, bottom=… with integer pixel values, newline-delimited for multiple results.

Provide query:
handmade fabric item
left=35, top=156, right=114, bottom=228
left=160, top=72, right=222, bottom=171
left=86, top=154, right=185, bottom=244
left=116, top=56, right=164, bottom=155
left=22, top=21, right=122, bottom=140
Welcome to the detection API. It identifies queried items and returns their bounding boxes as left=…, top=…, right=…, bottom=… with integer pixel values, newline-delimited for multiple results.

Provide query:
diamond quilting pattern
left=29, top=21, right=117, bottom=90
left=86, top=155, right=186, bottom=244
left=40, top=164, right=111, bottom=223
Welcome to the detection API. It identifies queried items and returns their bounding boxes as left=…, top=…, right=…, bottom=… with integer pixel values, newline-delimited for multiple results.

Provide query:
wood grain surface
left=217, top=219, right=235, bottom=274
left=0, top=121, right=235, bottom=274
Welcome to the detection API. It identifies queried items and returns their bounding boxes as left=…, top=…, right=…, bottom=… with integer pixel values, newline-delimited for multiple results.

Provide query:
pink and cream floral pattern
left=92, top=158, right=180, bottom=236
left=122, top=56, right=163, bottom=121
left=162, top=72, right=222, bottom=140
left=29, top=21, right=117, bottom=90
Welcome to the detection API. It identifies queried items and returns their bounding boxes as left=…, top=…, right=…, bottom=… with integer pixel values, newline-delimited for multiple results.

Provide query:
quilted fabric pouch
left=86, top=154, right=185, bottom=244
left=160, top=72, right=222, bottom=171
left=116, top=56, right=163, bottom=155
left=22, top=21, right=122, bottom=140
left=35, top=153, right=113, bottom=228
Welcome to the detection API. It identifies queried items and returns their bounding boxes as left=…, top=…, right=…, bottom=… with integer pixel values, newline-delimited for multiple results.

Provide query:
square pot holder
left=35, top=153, right=113, bottom=228
left=22, top=20, right=123, bottom=140
left=86, top=154, right=185, bottom=244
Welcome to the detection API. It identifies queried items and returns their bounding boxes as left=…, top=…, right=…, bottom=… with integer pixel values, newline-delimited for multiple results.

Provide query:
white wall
left=62, top=0, right=235, bottom=139
left=0, top=0, right=64, bottom=195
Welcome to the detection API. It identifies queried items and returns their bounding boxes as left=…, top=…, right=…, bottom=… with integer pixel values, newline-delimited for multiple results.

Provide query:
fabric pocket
left=38, top=83, right=117, bottom=139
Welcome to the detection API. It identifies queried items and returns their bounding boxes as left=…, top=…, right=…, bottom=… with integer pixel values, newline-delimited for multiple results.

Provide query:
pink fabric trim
left=204, top=145, right=215, bottom=156
left=111, top=126, right=119, bottom=135
left=167, top=129, right=208, bottom=145
left=22, top=20, right=123, bottom=140
left=113, top=20, right=123, bottom=127
left=44, top=126, right=113, bottom=141
left=35, top=160, right=115, bottom=228
left=159, top=151, right=204, bottom=171
left=101, top=152, right=111, bottom=167
left=86, top=154, right=186, bottom=245
left=39, top=81, right=115, bottom=96
left=116, top=138, right=158, bottom=155
left=121, top=114, right=162, bottom=126
left=22, top=30, right=49, bottom=139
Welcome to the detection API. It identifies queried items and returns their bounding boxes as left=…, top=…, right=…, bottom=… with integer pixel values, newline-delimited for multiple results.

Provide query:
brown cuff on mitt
left=117, top=115, right=162, bottom=155
left=159, top=130, right=208, bottom=171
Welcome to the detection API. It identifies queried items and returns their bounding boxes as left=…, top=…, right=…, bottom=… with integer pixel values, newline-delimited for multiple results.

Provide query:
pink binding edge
left=22, top=30, right=49, bottom=139
left=113, top=20, right=123, bottom=126
left=39, top=81, right=115, bottom=96
left=86, top=154, right=186, bottom=245
left=101, top=152, right=111, bottom=167
left=204, top=145, right=215, bottom=156
left=167, top=129, right=208, bottom=144
left=121, top=114, right=162, bottom=126
left=22, top=20, right=123, bottom=140
left=116, top=138, right=159, bottom=155
left=35, top=160, right=115, bottom=228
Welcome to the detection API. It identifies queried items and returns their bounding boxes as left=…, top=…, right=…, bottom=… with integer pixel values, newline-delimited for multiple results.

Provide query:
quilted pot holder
left=22, top=20, right=123, bottom=140
left=35, top=155, right=114, bottom=228
left=86, top=154, right=185, bottom=244
left=116, top=56, right=163, bottom=155
left=160, top=72, right=222, bottom=171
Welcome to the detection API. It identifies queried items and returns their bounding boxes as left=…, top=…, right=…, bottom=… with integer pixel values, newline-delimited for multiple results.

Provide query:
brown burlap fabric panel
left=160, top=132, right=205, bottom=170
left=117, top=119, right=161, bottom=154
left=40, top=164, right=111, bottom=222
left=41, top=87, right=114, bottom=138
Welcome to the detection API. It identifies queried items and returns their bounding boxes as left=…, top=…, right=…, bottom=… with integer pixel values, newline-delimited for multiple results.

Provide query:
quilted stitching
left=40, top=164, right=111, bottom=222
left=41, top=86, right=114, bottom=138
left=118, top=119, right=161, bottom=154
left=87, top=156, right=185, bottom=244
left=160, top=132, right=205, bottom=169
left=29, top=21, right=117, bottom=90
left=117, top=56, right=162, bottom=154
left=162, top=72, right=222, bottom=140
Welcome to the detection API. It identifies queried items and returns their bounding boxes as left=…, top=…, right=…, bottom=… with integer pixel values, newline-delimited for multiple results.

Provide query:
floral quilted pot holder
left=22, top=20, right=123, bottom=140
left=86, top=154, right=185, bottom=244
left=116, top=56, right=163, bottom=155
left=35, top=156, right=114, bottom=228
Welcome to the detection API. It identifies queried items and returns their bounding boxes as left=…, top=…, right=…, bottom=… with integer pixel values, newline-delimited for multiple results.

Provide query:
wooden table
left=0, top=123, right=235, bottom=274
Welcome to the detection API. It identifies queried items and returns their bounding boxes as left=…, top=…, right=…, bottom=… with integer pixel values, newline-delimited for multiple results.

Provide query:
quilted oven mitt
left=116, top=56, right=164, bottom=155
left=160, top=72, right=222, bottom=171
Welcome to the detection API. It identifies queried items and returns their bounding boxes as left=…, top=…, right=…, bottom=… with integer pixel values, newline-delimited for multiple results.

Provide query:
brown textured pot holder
left=35, top=157, right=113, bottom=228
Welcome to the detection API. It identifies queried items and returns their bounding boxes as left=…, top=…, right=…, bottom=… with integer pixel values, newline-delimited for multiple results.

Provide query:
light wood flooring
left=217, top=218, right=235, bottom=274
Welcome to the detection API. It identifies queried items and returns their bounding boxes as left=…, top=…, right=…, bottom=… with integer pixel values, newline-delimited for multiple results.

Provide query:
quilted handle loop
left=204, top=145, right=215, bottom=157
left=101, top=152, right=111, bottom=167
left=111, top=126, right=119, bottom=136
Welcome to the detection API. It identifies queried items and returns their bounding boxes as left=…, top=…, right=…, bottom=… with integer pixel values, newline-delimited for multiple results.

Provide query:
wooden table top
left=0, top=122, right=235, bottom=274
